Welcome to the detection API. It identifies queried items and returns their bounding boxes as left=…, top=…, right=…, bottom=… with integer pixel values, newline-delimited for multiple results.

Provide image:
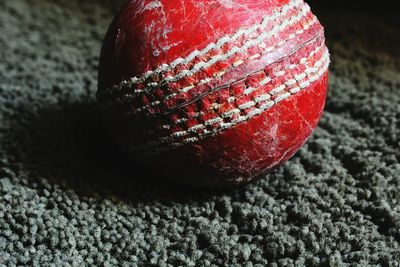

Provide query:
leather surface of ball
left=97, top=0, right=330, bottom=187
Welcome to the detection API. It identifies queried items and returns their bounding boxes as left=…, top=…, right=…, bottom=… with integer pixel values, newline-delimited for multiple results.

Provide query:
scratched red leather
left=97, top=0, right=330, bottom=187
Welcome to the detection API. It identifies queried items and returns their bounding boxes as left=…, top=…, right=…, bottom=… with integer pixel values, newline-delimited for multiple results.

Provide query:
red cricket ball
left=97, top=0, right=329, bottom=187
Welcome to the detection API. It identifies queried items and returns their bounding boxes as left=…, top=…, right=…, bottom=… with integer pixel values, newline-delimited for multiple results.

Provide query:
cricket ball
left=97, top=0, right=330, bottom=187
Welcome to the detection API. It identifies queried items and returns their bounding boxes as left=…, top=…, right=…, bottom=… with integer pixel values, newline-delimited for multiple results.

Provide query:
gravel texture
left=0, top=0, right=399, bottom=266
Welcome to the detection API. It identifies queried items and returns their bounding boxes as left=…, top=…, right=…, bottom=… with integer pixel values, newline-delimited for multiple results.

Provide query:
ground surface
left=0, top=1, right=399, bottom=266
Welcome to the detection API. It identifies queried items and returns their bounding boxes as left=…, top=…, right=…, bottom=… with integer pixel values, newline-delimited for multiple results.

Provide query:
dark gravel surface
left=0, top=1, right=399, bottom=266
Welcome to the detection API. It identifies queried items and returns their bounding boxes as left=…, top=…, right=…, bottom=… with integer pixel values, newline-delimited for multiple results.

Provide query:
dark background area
left=0, top=0, right=399, bottom=266
left=310, top=0, right=398, bottom=12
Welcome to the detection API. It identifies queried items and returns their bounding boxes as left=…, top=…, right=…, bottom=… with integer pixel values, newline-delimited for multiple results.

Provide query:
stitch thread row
left=128, top=47, right=329, bottom=155
left=131, top=13, right=317, bottom=114
left=101, top=0, right=307, bottom=97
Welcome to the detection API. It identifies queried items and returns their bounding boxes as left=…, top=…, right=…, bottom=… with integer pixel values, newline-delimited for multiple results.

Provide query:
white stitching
left=238, top=101, right=256, bottom=110
left=103, top=0, right=309, bottom=96
left=233, top=60, right=245, bottom=67
left=160, top=44, right=325, bottom=131
left=285, top=79, right=297, bottom=86
left=259, top=77, right=272, bottom=86
left=133, top=15, right=318, bottom=113
left=299, top=80, right=311, bottom=88
left=168, top=56, right=329, bottom=150
left=270, top=85, right=286, bottom=95
left=141, top=6, right=312, bottom=92
left=295, top=73, right=307, bottom=80
left=274, top=92, right=292, bottom=102
left=254, top=94, right=271, bottom=103
left=130, top=47, right=329, bottom=153
left=188, top=124, right=205, bottom=132
left=205, top=117, right=224, bottom=126
left=259, top=101, right=275, bottom=110
left=289, top=87, right=301, bottom=94
left=222, top=109, right=241, bottom=118
left=140, top=0, right=302, bottom=81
